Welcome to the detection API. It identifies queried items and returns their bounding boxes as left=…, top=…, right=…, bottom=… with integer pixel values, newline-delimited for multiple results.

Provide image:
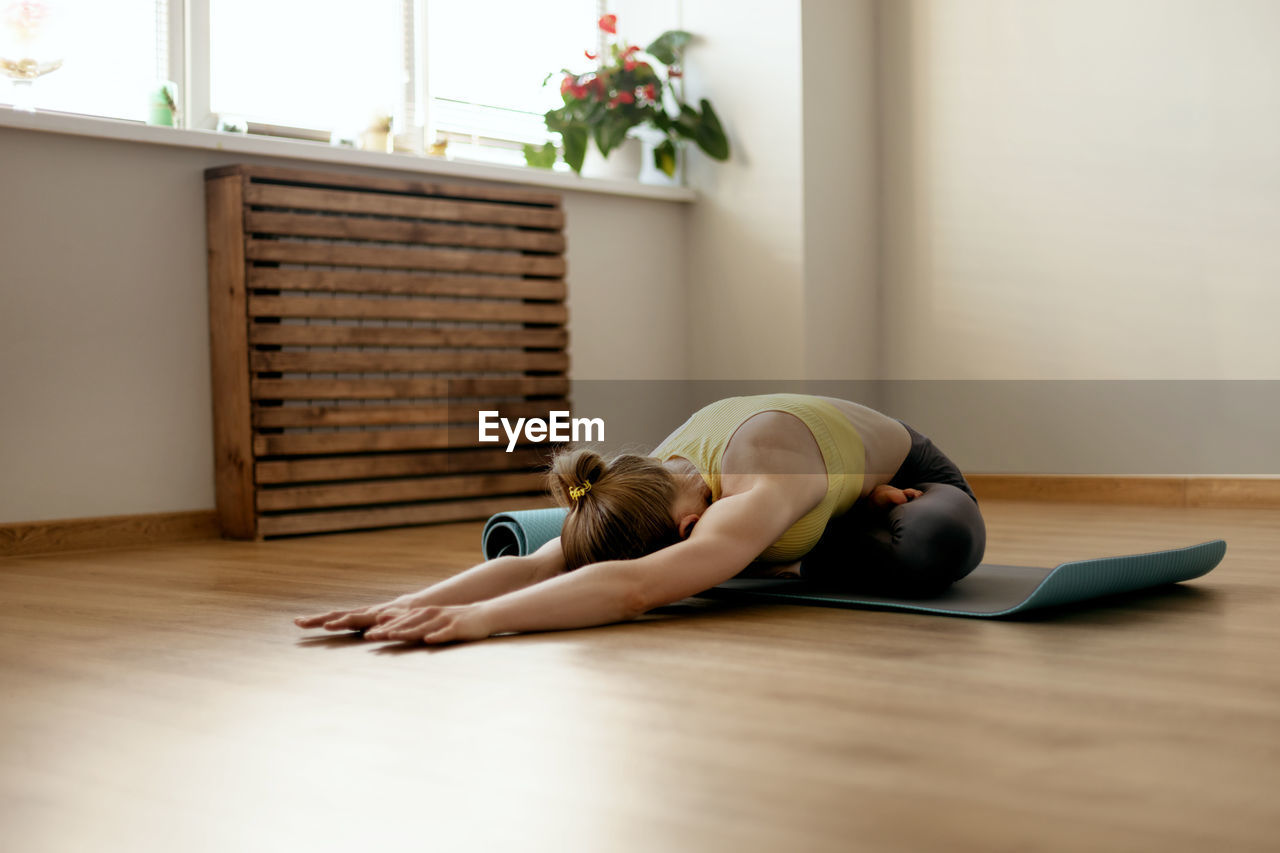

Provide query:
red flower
left=560, top=75, right=587, bottom=98
left=561, top=76, right=590, bottom=99
left=609, top=90, right=635, bottom=107
left=598, top=13, right=616, bottom=34
left=642, top=83, right=657, bottom=102
left=668, top=68, right=683, bottom=79
left=622, top=45, right=641, bottom=71
left=584, top=50, right=597, bottom=61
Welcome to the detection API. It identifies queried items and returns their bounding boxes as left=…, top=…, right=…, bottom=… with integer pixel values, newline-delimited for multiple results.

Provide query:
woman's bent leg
left=800, top=482, right=987, bottom=597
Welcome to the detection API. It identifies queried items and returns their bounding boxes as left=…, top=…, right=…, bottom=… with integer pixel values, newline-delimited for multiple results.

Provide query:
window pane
left=209, top=0, right=404, bottom=133
left=1, top=0, right=162, bottom=121
left=426, top=0, right=598, bottom=157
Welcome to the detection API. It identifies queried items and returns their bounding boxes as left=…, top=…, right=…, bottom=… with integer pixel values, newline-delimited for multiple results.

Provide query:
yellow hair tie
left=568, top=481, right=593, bottom=501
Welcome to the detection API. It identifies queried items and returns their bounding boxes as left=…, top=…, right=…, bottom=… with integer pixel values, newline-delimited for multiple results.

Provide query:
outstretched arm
left=366, top=480, right=810, bottom=644
left=295, top=536, right=567, bottom=631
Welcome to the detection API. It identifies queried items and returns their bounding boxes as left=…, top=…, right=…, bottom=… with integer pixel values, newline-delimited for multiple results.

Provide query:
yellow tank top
left=651, top=394, right=865, bottom=562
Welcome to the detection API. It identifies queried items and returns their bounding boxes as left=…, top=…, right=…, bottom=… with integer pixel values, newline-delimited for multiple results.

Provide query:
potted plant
left=526, top=13, right=729, bottom=179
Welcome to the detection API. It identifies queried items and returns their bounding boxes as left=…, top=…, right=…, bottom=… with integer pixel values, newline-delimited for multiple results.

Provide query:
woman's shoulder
left=722, top=410, right=828, bottom=481
left=728, top=408, right=815, bottom=445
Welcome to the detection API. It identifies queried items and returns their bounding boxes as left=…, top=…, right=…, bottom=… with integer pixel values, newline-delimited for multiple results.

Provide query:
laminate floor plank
left=1, top=500, right=1277, bottom=852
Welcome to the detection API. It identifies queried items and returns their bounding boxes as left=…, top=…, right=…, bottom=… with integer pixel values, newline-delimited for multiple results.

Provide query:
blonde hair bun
left=549, top=447, right=607, bottom=506
left=545, top=447, right=681, bottom=570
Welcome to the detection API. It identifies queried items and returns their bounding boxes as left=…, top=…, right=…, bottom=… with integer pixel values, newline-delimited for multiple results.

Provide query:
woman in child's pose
left=296, top=394, right=986, bottom=644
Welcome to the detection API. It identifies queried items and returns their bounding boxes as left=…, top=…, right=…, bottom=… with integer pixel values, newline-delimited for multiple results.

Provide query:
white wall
left=680, top=0, right=881, bottom=382
left=801, top=0, right=880, bottom=381
left=681, top=0, right=807, bottom=379
left=6, top=0, right=1278, bottom=523
left=0, top=128, right=689, bottom=523
left=874, top=0, right=1280, bottom=473
left=878, top=0, right=1280, bottom=380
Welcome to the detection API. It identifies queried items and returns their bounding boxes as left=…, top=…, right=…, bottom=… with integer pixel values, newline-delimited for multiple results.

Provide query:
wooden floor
left=2, top=500, right=1277, bottom=853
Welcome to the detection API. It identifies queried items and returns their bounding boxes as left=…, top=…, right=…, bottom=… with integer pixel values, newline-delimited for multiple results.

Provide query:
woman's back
left=650, top=394, right=908, bottom=562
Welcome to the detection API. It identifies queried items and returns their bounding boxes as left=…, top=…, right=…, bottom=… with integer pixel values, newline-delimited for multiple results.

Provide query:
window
left=207, top=0, right=406, bottom=137
left=0, top=0, right=171, bottom=121
left=4, top=1, right=608, bottom=169
left=425, top=0, right=598, bottom=166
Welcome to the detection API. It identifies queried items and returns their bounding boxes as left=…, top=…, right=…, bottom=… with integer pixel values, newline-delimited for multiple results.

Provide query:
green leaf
left=672, top=104, right=700, bottom=141
left=649, top=110, right=674, bottom=133
left=593, top=115, right=631, bottom=158
left=544, top=108, right=566, bottom=132
left=646, top=30, right=692, bottom=66
left=523, top=142, right=558, bottom=170
left=654, top=138, right=678, bottom=177
left=694, top=98, right=730, bottom=160
left=562, top=126, right=588, bottom=174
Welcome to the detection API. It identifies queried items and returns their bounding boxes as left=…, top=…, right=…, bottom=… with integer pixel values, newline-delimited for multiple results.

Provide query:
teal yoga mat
left=480, top=508, right=1225, bottom=618
left=481, top=508, right=574, bottom=559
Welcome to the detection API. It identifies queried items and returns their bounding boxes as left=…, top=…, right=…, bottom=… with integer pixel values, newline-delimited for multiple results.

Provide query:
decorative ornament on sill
left=0, top=1, right=63, bottom=113
left=360, top=113, right=394, bottom=154
left=524, top=12, right=730, bottom=182
left=217, top=114, right=248, bottom=134
left=147, top=80, right=180, bottom=127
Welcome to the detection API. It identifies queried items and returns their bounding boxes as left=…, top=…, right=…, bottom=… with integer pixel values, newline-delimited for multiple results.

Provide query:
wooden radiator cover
left=204, top=165, right=566, bottom=539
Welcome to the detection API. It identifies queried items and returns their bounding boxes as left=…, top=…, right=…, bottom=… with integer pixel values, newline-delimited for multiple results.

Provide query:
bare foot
left=869, top=484, right=924, bottom=509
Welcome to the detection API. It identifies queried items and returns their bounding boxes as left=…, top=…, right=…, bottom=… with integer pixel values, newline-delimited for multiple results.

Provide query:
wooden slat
left=253, top=399, right=570, bottom=428
left=251, top=376, right=568, bottom=401
left=244, top=184, right=564, bottom=229
left=248, top=295, right=567, bottom=325
left=257, top=471, right=545, bottom=512
left=205, top=174, right=256, bottom=539
left=249, top=350, right=567, bottom=374
left=254, top=447, right=552, bottom=485
left=245, top=239, right=566, bottom=277
left=248, top=323, right=567, bottom=350
left=244, top=211, right=566, bottom=253
left=256, top=494, right=553, bottom=537
left=254, top=427, right=564, bottom=456
left=208, top=163, right=563, bottom=207
left=248, top=268, right=565, bottom=301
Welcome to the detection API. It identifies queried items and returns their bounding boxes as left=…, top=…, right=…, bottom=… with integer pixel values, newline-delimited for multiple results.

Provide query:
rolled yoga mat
left=480, top=508, right=1225, bottom=618
left=481, top=508, right=574, bottom=559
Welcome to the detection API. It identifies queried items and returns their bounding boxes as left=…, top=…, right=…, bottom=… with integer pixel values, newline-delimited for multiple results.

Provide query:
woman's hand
left=363, top=603, right=493, bottom=645
left=294, top=595, right=416, bottom=632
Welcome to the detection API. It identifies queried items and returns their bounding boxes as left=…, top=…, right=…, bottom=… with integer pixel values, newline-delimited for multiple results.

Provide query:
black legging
left=800, top=423, right=986, bottom=598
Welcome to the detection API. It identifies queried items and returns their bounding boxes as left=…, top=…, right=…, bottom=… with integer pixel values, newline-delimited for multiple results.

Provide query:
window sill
left=0, top=107, right=698, bottom=204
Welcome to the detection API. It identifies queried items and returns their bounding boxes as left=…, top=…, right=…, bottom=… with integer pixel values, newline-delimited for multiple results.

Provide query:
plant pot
left=637, top=141, right=684, bottom=187
left=580, top=136, right=642, bottom=180
left=631, top=125, right=684, bottom=187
